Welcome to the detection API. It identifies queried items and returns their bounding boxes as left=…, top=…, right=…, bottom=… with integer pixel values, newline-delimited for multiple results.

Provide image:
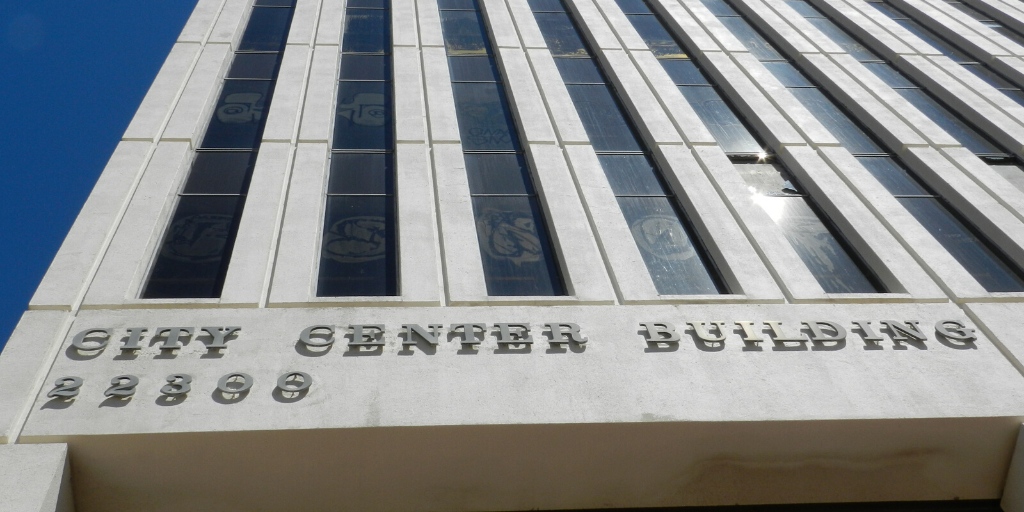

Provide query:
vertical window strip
left=317, top=0, right=398, bottom=297
left=706, top=0, right=1024, bottom=291
left=144, top=0, right=297, bottom=299
left=786, top=0, right=1008, bottom=158
left=528, top=0, right=726, bottom=295
left=942, top=0, right=1024, bottom=50
left=438, top=0, right=566, bottom=296
left=870, top=1, right=1024, bottom=107
left=615, top=0, right=882, bottom=293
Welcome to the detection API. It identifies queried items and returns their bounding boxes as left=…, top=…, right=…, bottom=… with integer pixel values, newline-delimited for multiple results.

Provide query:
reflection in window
left=533, top=0, right=726, bottom=294
left=616, top=0, right=881, bottom=292
left=758, top=0, right=1024, bottom=291
left=318, top=0, right=397, bottom=296
left=440, top=0, right=565, bottom=295
left=145, top=3, right=295, bottom=298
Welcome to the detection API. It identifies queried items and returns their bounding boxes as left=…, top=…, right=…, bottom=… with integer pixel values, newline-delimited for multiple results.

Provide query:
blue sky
left=0, top=1, right=199, bottom=351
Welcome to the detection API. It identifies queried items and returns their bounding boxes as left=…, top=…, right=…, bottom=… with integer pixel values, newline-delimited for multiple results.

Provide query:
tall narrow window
left=528, top=0, right=726, bottom=294
left=438, top=0, right=565, bottom=296
left=942, top=0, right=1024, bottom=50
left=790, top=0, right=1009, bottom=160
left=144, top=0, right=296, bottom=298
left=317, top=0, right=397, bottom=296
left=615, top=0, right=882, bottom=293
left=707, top=0, right=1024, bottom=291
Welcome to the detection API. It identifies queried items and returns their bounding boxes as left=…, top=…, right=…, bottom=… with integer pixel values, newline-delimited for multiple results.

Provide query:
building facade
left=3, top=0, right=1024, bottom=509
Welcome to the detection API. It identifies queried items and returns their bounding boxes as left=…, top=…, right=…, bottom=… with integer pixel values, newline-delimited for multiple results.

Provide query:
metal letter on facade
left=71, top=328, right=112, bottom=352
left=450, top=323, right=487, bottom=348
left=201, top=326, right=241, bottom=350
left=734, top=321, right=763, bottom=342
left=640, top=323, right=680, bottom=343
left=687, top=321, right=728, bottom=342
left=120, top=327, right=148, bottom=351
left=153, top=327, right=194, bottom=350
left=300, top=325, right=335, bottom=347
left=764, top=321, right=806, bottom=343
left=545, top=323, right=588, bottom=345
left=349, top=325, right=386, bottom=347
left=402, top=324, right=444, bottom=346
left=803, top=321, right=846, bottom=342
left=880, top=320, right=927, bottom=342
left=851, top=321, right=884, bottom=344
left=495, top=323, right=532, bottom=346
left=935, top=320, right=977, bottom=342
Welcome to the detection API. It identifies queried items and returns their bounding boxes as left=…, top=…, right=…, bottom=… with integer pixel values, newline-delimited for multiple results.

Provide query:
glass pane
left=805, top=17, right=878, bottom=61
left=566, top=84, right=642, bottom=152
left=472, top=196, right=563, bottom=296
left=660, top=59, right=708, bottom=85
left=892, top=19, right=970, bottom=62
left=615, top=0, right=651, bottom=14
left=617, top=196, right=721, bottom=295
left=783, top=0, right=822, bottom=18
left=144, top=196, right=241, bottom=298
left=340, top=55, right=390, bottom=80
left=598, top=154, right=665, bottom=196
left=679, top=86, right=762, bottom=154
left=238, top=7, right=292, bottom=52
left=183, top=151, right=256, bottom=195
left=348, top=0, right=389, bottom=7
left=465, top=154, right=533, bottom=195
left=626, top=15, right=686, bottom=57
left=700, top=0, right=739, bottom=17
left=328, top=153, right=393, bottom=194
left=855, top=156, right=929, bottom=196
left=334, top=82, right=392, bottom=151
left=449, top=56, right=500, bottom=82
left=869, top=2, right=906, bottom=19
left=438, top=0, right=477, bottom=9
left=228, top=53, right=281, bottom=79
left=895, top=88, right=1002, bottom=155
left=535, top=12, right=589, bottom=57
left=754, top=196, right=880, bottom=293
left=864, top=62, right=914, bottom=88
left=1005, top=89, right=1024, bottom=107
left=789, top=88, right=883, bottom=154
left=440, top=11, right=490, bottom=55
left=342, top=9, right=389, bottom=54
left=452, top=82, right=520, bottom=151
left=318, top=195, right=397, bottom=296
left=527, top=0, right=565, bottom=11
left=735, top=163, right=801, bottom=196
left=554, top=58, right=604, bottom=84
left=900, top=197, right=1024, bottom=292
left=763, top=61, right=812, bottom=87
left=255, top=0, right=295, bottom=6
left=718, top=17, right=783, bottom=60
left=963, top=64, right=1015, bottom=90
left=201, top=80, right=273, bottom=149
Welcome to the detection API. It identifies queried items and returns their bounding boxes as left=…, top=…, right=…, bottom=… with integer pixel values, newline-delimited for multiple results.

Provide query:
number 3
left=160, top=374, right=192, bottom=396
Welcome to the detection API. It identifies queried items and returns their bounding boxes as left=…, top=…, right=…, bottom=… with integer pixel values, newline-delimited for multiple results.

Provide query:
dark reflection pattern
left=535, top=0, right=725, bottom=294
left=440, top=0, right=565, bottom=296
left=145, top=3, right=294, bottom=299
left=318, top=0, right=397, bottom=297
left=621, top=0, right=881, bottom=293
left=759, top=0, right=1024, bottom=291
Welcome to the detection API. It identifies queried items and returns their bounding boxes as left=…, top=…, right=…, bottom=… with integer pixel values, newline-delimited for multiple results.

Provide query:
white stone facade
left=3, top=0, right=1024, bottom=510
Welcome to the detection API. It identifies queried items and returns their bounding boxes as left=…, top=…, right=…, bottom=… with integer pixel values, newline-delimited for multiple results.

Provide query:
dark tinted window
left=328, top=153, right=393, bottom=195
left=789, top=88, right=883, bottom=154
left=239, top=7, right=292, bottom=51
left=863, top=62, right=915, bottom=88
left=599, top=154, right=664, bottom=196
left=340, top=55, right=390, bottom=80
left=228, top=53, right=281, bottom=79
left=449, top=56, right=500, bottom=82
left=472, top=196, right=563, bottom=296
left=805, top=17, right=878, bottom=61
left=465, top=154, right=534, bottom=195
left=718, top=17, right=783, bottom=60
left=438, top=0, right=477, bottom=9
left=318, top=195, right=397, bottom=296
left=452, top=82, right=520, bottom=151
left=626, top=15, right=686, bottom=57
left=679, top=86, right=761, bottom=154
left=342, top=9, right=389, bottom=53
left=534, top=12, right=589, bottom=56
left=440, top=11, right=489, bottom=54
left=895, top=88, right=1002, bottom=154
left=856, top=156, right=929, bottom=196
left=566, top=84, right=642, bottom=152
left=526, top=0, right=565, bottom=11
left=763, top=61, right=813, bottom=87
left=201, top=80, right=274, bottom=149
left=144, top=196, right=241, bottom=298
left=700, top=0, right=739, bottom=16
left=660, top=59, right=708, bottom=85
left=618, top=196, right=722, bottom=295
left=900, top=197, right=1024, bottom=292
left=334, top=81, right=393, bottom=150
left=554, top=58, right=604, bottom=84
left=183, top=152, right=256, bottom=195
